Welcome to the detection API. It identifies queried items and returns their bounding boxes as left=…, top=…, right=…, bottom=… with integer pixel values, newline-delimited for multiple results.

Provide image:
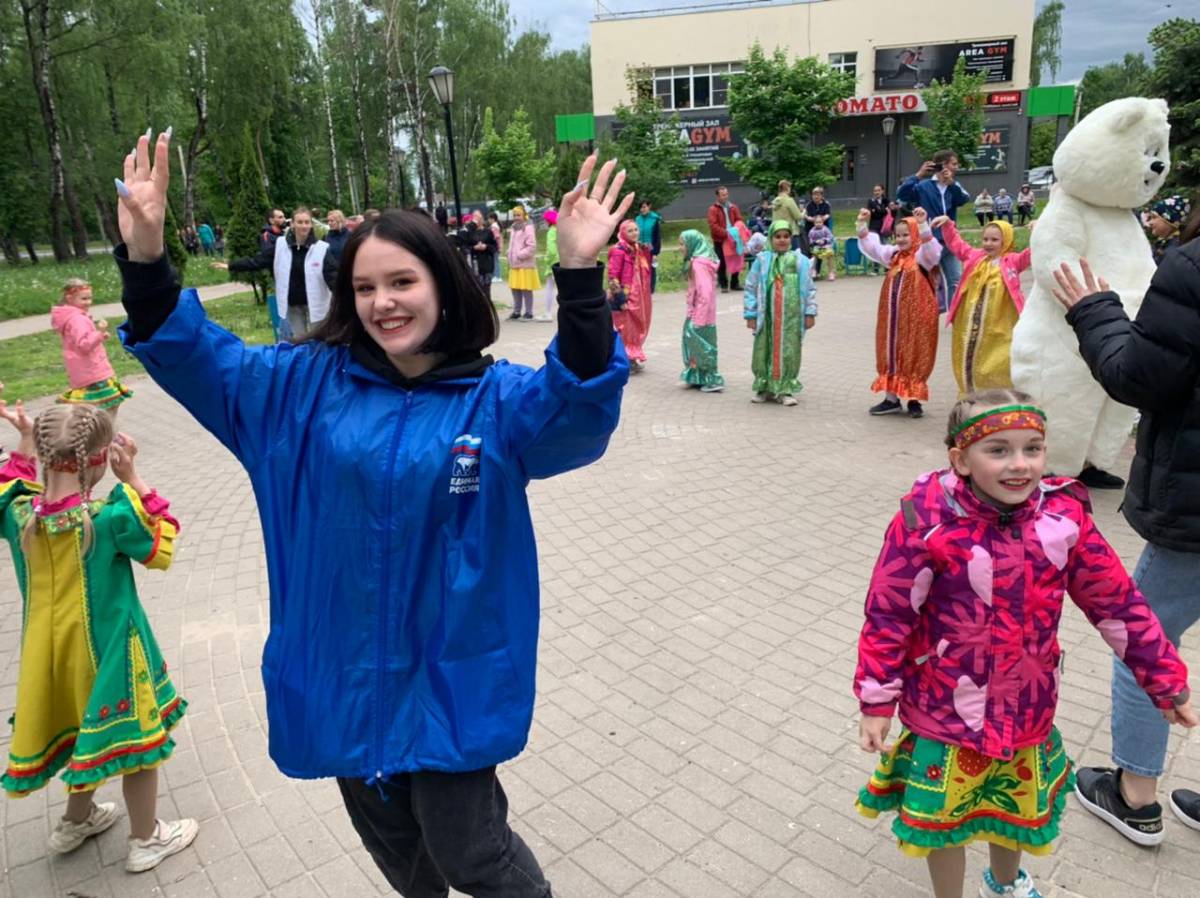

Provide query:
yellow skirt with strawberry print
left=856, top=727, right=1073, bottom=857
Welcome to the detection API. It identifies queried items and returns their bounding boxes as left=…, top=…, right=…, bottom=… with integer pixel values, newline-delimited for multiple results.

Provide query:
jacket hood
left=900, top=468, right=1090, bottom=530
left=51, top=303, right=86, bottom=332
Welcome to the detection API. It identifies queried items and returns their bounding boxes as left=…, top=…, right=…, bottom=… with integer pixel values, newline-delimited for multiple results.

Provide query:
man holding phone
left=897, top=149, right=971, bottom=299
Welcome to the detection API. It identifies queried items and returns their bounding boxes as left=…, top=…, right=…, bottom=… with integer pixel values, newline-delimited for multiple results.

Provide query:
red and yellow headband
left=952, top=405, right=1046, bottom=450
left=47, top=449, right=109, bottom=473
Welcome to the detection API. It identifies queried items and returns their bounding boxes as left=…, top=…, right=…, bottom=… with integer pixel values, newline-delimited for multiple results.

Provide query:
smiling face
left=893, top=220, right=912, bottom=252
left=981, top=224, right=1005, bottom=258
left=950, top=424, right=1047, bottom=507
left=771, top=228, right=791, bottom=252
left=64, top=286, right=93, bottom=310
left=352, top=236, right=441, bottom=374
left=291, top=210, right=313, bottom=244
left=620, top=220, right=639, bottom=243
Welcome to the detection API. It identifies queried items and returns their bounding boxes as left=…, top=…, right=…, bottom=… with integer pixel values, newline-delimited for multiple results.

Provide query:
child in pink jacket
left=854, top=388, right=1196, bottom=898
left=932, top=216, right=1033, bottom=397
left=52, top=279, right=132, bottom=415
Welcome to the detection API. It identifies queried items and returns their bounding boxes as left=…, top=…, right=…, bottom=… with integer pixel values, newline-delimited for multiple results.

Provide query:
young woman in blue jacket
left=113, top=130, right=633, bottom=897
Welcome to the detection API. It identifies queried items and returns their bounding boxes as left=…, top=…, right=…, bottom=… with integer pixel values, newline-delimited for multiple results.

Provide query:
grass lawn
left=0, top=291, right=271, bottom=402
left=0, top=254, right=231, bottom=323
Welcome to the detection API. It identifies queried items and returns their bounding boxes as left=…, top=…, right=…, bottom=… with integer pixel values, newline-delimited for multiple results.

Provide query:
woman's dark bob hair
left=306, top=209, right=499, bottom=354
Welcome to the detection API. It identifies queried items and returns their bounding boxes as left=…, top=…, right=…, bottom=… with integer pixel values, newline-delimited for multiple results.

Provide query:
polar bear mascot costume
left=1011, top=97, right=1170, bottom=479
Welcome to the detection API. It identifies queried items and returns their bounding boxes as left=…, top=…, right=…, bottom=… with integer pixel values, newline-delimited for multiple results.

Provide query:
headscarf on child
left=680, top=229, right=718, bottom=274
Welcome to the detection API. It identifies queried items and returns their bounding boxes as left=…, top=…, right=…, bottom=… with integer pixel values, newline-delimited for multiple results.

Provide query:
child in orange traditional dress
left=0, top=389, right=197, bottom=872
left=856, top=206, right=943, bottom=420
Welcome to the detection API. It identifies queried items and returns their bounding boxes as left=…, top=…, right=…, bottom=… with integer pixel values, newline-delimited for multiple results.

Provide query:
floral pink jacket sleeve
left=855, top=511, right=931, bottom=717
left=1067, top=514, right=1189, bottom=710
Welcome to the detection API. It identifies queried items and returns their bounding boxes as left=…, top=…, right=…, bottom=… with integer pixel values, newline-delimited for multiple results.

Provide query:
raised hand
left=555, top=155, right=635, bottom=269
left=0, top=384, right=33, bottom=439
left=930, top=215, right=950, bottom=230
left=856, top=208, right=870, bottom=225
left=1051, top=258, right=1111, bottom=311
left=116, top=128, right=172, bottom=263
left=109, top=432, right=140, bottom=483
left=913, top=207, right=929, bottom=224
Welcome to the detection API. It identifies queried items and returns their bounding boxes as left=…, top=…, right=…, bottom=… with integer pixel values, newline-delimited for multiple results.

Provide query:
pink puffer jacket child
left=855, top=468, right=1189, bottom=761
left=506, top=222, right=536, bottom=270
left=51, top=304, right=115, bottom=388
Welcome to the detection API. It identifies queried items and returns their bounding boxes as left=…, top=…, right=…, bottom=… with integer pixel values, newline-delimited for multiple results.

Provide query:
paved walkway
left=0, top=283, right=247, bottom=342
left=2, top=275, right=1197, bottom=898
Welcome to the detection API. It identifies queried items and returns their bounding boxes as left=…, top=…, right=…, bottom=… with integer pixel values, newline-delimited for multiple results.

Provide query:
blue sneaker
left=980, top=868, right=1043, bottom=898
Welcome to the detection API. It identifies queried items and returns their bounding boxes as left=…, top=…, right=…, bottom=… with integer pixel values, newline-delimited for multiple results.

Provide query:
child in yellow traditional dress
left=51, top=279, right=133, bottom=415
left=0, top=392, right=197, bottom=872
left=932, top=216, right=1032, bottom=397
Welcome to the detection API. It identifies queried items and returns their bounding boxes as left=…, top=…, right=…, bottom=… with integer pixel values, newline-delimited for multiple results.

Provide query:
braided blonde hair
left=21, top=404, right=113, bottom=555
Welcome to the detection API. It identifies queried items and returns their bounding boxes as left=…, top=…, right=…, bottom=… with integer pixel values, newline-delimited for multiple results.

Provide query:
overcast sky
left=512, top=0, right=1188, bottom=81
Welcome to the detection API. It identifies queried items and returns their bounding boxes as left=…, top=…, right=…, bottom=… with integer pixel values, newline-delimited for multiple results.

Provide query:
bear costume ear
left=1110, top=105, right=1145, bottom=132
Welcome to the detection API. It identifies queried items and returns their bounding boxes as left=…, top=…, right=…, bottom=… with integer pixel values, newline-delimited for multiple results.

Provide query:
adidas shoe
left=47, top=801, right=120, bottom=854
left=980, top=867, right=1043, bottom=897
left=1074, top=766, right=1164, bottom=846
left=1170, top=788, right=1200, bottom=833
left=126, top=818, right=199, bottom=873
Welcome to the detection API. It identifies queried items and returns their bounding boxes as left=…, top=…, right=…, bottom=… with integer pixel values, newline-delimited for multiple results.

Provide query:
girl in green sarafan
left=743, top=220, right=818, bottom=406
left=678, top=229, right=724, bottom=392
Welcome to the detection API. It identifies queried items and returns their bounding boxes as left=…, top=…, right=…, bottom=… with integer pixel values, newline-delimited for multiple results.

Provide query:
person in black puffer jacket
left=1052, top=207, right=1200, bottom=846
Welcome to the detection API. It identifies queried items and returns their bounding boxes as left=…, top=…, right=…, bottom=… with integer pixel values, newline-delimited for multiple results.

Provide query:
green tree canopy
left=1031, top=1, right=1065, bottom=87
left=1144, top=18, right=1200, bottom=190
left=226, top=124, right=273, bottom=303
left=474, top=107, right=555, bottom=209
left=724, top=44, right=852, bottom=194
left=599, top=69, right=691, bottom=211
left=1078, top=53, right=1151, bottom=118
left=907, top=57, right=987, bottom=166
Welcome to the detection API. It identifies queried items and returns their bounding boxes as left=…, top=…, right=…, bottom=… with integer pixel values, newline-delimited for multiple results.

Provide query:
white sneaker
left=537, top=313, right=553, bottom=321
left=48, top=801, right=120, bottom=854
left=751, top=392, right=770, bottom=403
left=699, top=383, right=724, bottom=393
left=778, top=394, right=799, bottom=406
left=980, top=868, right=1043, bottom=898
left=126, top=818, right=199, bottom=873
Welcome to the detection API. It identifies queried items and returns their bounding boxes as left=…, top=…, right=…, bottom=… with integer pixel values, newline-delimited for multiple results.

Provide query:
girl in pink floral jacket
left=854, top=388, right=1195, bottom=898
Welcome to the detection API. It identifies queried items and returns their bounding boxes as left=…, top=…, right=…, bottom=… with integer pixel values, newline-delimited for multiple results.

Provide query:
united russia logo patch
left=449, top=434, right=482, bottom=494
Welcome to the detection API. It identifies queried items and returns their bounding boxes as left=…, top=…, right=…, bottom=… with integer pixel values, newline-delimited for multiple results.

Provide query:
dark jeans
left=338, top=768, right=551, bottom=898
left=1018, top=206, right=1034, bottom=225
left=717, top=249, right=740, bottom=290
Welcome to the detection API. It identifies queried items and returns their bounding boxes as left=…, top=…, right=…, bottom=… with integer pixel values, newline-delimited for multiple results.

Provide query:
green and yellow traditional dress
left=742, top=221, right=817, bottom=397
left=0, top=454, right=185, bottom=796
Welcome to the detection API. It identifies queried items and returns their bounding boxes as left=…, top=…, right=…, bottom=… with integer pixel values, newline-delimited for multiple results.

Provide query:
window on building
left=651, top=62, right=744, bottom=111
left=829, top=52, right=858, bottom=77
left=840, top=146, right=857, bottom=183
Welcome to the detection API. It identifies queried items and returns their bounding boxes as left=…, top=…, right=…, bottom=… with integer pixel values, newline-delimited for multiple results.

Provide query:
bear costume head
left=1051, top=98, right=1170, bottom=209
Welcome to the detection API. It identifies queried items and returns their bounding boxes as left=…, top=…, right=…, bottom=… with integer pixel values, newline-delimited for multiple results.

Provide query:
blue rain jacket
left=122, top=290, right=627, bottom=780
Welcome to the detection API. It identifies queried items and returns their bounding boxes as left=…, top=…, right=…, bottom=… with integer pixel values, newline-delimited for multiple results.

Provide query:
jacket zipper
left=374, top=393, right=412, bottom=782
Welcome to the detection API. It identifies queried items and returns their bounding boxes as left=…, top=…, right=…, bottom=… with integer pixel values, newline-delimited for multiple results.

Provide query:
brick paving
left=2, top=275, right=1198, bottom=897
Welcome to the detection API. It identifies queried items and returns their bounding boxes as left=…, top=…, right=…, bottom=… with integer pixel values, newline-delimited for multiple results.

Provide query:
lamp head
left=428, top=66, right=454, bottom=106
left=881, top=116, right=896, bottom=137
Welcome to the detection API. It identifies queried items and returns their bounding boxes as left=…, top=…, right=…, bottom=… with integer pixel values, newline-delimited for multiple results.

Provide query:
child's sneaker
left=125, top=818, right=199, bottom=873
left=48, top=802, right=120, bottom=854
left=980, top=868, right=1043, bottom=897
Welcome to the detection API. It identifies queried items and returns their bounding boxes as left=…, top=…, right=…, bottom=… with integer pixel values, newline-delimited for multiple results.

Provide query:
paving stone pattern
left=2, top=276, right=1198, bottom=897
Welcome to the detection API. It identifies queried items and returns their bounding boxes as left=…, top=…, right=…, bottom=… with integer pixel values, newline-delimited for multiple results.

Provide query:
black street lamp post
left=881, top=116, right=896, bottom=194
left=428, top=65, right=462, bottom=227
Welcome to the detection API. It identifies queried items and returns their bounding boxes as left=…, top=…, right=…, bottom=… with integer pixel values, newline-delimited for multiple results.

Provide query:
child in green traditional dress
left=742, top=220, right=817, bottom=406
left=0, top=393, right=197, bottom=873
